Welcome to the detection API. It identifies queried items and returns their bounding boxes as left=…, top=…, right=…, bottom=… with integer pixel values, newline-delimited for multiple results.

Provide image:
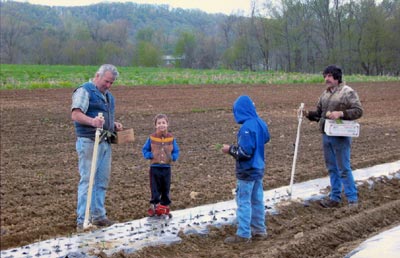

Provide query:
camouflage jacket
left=307, top=84, right=363, bottom=133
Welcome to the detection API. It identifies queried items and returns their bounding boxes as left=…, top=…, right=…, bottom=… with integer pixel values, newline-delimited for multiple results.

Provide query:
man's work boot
left=92, top=218, right=115, bottom=227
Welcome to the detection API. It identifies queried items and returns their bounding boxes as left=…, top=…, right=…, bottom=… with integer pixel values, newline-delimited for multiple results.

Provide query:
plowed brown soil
left=1, top=82, right=399, bottom=257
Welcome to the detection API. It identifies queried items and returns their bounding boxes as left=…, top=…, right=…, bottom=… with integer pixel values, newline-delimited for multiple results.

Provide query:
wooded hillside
left=1, top=0, right=399, bottom=75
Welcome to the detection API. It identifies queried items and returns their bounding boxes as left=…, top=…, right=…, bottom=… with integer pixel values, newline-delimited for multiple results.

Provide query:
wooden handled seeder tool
left=288, top=103, right=304, bottom=198
left=83, top=112, right=103, bottom=229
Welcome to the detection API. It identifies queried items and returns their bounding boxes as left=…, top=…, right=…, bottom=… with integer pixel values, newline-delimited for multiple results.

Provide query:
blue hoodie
left=229, top=95, right=270, bottom=181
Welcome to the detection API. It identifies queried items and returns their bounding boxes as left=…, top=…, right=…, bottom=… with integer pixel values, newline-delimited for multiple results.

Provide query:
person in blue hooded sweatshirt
left=221, top=95, right=270, bottom=244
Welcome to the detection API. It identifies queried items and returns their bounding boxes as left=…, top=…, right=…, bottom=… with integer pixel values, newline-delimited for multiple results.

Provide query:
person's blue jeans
left=76, top=137, right=112, bottom=225
left=322, top=134, right=358, bottom=203
left=235, top=178, right=266, bottom=238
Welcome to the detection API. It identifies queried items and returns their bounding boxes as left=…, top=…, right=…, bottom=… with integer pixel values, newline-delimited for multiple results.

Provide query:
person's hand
left=114, top=122, right=123, bottom=131
left=91, top=116, right=104, bottom=128
left=326, top=111, right=343, bottom=120
left=301, top=110, right=309, bottom=117
left=221, top=144, right=230, bottom=154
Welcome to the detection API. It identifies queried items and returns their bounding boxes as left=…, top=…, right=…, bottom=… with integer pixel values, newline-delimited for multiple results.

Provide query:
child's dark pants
left=149, top=166, right=171, bottom=206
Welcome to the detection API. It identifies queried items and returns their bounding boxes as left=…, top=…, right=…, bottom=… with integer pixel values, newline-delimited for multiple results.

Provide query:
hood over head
left=233, top=95, right=258, bottom=124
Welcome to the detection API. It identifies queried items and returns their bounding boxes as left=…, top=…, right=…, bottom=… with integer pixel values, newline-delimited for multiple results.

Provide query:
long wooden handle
left=83, top=113, right=103, bottom=228
left=288, top=103, right=304, bottom=198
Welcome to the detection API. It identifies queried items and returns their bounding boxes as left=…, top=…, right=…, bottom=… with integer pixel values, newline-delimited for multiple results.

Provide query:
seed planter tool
left=288, top=103, right=304, bottom=199
left=83, top=112, right=103, bottom=229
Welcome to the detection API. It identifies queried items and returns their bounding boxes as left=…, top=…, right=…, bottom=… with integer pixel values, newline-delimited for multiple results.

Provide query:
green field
left=1, top=64, right=399, bottom=90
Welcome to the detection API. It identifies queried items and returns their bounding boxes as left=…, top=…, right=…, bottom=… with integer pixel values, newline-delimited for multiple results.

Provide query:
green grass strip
left=1, top=64, right=398, bottom=90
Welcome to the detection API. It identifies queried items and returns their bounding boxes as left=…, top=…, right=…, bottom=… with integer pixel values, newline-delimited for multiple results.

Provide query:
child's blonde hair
left=154, top=114, right=169, bottom=125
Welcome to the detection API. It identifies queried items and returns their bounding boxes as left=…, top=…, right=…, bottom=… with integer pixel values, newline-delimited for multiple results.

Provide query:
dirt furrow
left=1, top=82, right=399, bottom=256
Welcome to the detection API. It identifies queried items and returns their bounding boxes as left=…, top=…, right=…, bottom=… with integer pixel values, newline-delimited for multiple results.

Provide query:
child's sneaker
left=147, top=204, right=156, bottom=217
left=319, top=199, right=340, bottom=208
left=155, top=204, right=170, bottom=216
left=224, top=235, right=251, bottom=244
left=252, top=232, right=268, bottom=241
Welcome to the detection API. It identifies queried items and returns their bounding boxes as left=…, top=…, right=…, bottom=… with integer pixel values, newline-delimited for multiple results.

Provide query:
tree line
left=1, top=0, right=399, bottom=75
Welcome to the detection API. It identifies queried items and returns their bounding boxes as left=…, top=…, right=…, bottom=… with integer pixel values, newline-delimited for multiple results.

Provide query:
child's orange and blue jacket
left=142, top=132, right=180, bottom=167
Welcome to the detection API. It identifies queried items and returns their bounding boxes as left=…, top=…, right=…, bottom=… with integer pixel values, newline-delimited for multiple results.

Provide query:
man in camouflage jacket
left=305, top=65, right=363, bottom=208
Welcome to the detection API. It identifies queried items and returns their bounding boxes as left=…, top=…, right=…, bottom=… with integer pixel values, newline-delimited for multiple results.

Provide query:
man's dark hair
left=323, top=65, right=342, bottom=83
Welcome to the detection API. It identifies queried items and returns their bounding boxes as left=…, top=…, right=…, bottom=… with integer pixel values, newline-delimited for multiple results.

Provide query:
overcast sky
left=12, top=0, right=259, bottom=15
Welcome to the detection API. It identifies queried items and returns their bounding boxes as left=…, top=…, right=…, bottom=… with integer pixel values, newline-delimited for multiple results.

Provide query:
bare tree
left=309, top=0, right=336, bottom=63
left=219, top=15, right=239, bottom=48
left=251, top=0, right=271, bottom=70
left=0, top=4, right=30, bottom=63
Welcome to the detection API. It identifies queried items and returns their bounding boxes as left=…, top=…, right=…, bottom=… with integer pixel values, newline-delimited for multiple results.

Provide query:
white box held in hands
left=324, top=119, right=360, bottom=137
